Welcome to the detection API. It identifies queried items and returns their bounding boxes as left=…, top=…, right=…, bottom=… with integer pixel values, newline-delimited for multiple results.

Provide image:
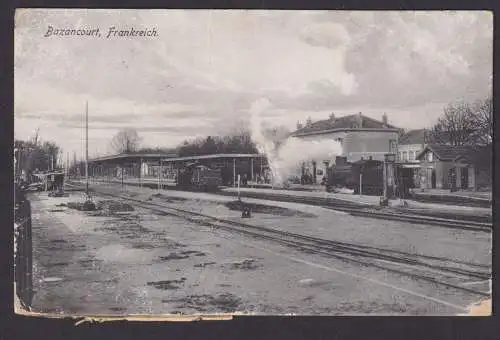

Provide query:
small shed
left=416, top=144, right=490, bottom=190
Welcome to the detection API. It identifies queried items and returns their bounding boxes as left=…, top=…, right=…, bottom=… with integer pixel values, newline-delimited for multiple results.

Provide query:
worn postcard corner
left=14, top=9, right=492, bottom=318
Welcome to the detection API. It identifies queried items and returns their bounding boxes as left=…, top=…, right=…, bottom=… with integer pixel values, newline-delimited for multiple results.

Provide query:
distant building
left=397, top=129, right=426, bottom=187
left=290, top=112, right=399, bottom=185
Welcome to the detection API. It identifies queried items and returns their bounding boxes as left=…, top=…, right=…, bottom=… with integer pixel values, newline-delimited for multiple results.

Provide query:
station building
left=290, top=112, right=400, bottom=185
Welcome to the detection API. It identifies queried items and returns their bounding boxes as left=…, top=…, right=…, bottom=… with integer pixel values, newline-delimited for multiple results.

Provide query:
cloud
left=14, top=10, right=492, bottom=158
left=299, top=22, right=351, bottom=49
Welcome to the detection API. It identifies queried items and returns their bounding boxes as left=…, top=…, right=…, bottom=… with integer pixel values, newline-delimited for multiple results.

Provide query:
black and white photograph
left=14, top=9, right=492, bottom=316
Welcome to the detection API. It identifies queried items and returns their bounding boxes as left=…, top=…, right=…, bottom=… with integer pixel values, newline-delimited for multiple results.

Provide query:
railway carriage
left=176, top=162, right=222, bottom=191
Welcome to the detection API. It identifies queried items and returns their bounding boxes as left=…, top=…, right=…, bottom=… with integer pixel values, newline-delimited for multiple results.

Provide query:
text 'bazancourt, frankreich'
left=44, top=26, right=159, bottom=38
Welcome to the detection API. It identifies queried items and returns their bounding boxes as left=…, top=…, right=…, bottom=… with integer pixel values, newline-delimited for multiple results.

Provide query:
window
left=427, top=152, right=433, bottom=162
left=402, top=151, right=408, bottom=161
left=409, top=151, right=415, bottom=161
left=389, top=140, right=397, bottom=153
left=398, top=152, right=402, bottom=161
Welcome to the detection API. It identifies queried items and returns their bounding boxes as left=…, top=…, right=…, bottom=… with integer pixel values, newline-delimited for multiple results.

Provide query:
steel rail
left=69, top=183, right=490, bottom=298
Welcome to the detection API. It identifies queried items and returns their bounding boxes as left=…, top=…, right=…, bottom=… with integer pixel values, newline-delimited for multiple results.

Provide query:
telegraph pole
left=85, top=100, right=89, bottom=196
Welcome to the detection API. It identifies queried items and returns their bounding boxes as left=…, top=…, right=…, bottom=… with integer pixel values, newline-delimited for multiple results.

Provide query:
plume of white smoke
left=249, top=98, right=343, bottom=187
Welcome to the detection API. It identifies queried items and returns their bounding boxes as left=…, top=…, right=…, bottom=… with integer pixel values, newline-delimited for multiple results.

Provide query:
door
left=426, top=168, right=435, bottom=189
left=312, top=161, right=317, bottom=184
left=461, top=167, right=469, bottom=189
left=431, top=169, right=436, bottom=189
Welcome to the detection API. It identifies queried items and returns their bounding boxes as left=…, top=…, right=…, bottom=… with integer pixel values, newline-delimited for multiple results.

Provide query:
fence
left=14, top=190, right=33, bottom=309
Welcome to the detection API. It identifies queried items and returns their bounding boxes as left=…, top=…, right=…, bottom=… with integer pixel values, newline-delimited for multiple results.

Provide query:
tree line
left=108, top=126, right=291, bottom=157
left=427, top=97, right=492, bottom=147
left=14, top=129, right=62, bottom=179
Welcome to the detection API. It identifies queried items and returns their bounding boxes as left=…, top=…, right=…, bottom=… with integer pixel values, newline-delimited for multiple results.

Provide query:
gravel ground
left=27, top=186, right=491, bottom=316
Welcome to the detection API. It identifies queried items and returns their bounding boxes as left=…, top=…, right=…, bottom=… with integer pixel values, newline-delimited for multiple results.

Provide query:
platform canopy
left=88, top=152, right=178, bottom=165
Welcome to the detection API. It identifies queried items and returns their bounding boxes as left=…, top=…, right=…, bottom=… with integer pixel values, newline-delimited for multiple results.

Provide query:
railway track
left=214, top=191, right=493, bottom=229
left=69, top=179, right=492, bottom=232
left=67, top=182, right=491, bottom=298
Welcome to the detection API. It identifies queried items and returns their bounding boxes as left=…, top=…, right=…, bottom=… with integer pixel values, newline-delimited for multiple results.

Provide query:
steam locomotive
left=176, top=162, right=222, bottom=191
left=326, top=158, right=413, bottom=197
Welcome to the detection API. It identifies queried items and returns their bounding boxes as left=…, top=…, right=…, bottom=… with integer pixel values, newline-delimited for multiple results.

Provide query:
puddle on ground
left=66, top=200, right=137, bottom=216
left=194, top=262, right=217, bottom=268
left=99, top=220, right=152, bottom=238
left=229, top=259, right=262, bottom=270
left=148, top=193, right=188, bottom=203
left=47, top=261, right=69, bottom=267
left=224, top=201, right=317, bottom=218
left=180, top=250, right=206, bottom=257
left=162, top=293, right=242, bottom=313
left=158, top=250, right=206, bottom=261
left=78, top=258, right=104, bottom=268
left=109, top=307, right=127, bottom=312
left=147, top=278, right=187, bottom=290
left=41, top=277, right=63, bottom=283
left=95, top=244, right=148, bottom=263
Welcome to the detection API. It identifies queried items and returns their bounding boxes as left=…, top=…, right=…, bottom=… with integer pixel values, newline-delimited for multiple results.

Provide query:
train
left=176, top=162, right=223, bottom=191
left=326, top=159, right=413, bottom=197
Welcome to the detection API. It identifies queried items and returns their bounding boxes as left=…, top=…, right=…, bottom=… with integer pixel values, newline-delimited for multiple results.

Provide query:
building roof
left=291, top=113, right=399, bottom=137
left=161, top=153, right=266, bottom=162
left=454, top=145, right=492, bottom=166
left=399, top=129, right=426, bottom=145
left=416, top=144, right=477, bottom=162
left=90, top=152, right=179, bottom=163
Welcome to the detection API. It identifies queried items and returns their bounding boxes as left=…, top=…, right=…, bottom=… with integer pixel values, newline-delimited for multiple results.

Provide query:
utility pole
left=233, top=158, right=236, bottom=187
left=139, top=158, right=143, bottom=188
left=85, top=100, right=89, bottom=196
left=359, top=163, right=363, bottom=197
left=383, top=158, right=387, bottom=203
left=65, top=152, right=69, bottom=190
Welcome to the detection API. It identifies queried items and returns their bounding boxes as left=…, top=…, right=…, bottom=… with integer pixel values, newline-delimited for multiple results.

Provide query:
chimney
left=329, top=112, right=336, bottom=122
left=356, top=112, right=363, bottom=128
left=382, top=113, right=388, bottom=127
left=296, top=121, right=303, bottom=130
left=335, top=156, right=347, bottom=166
left=306, top=116, right=312, bottom=127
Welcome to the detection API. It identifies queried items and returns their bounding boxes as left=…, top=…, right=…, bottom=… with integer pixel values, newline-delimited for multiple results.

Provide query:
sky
left=14, top=9, right=493, bottom=160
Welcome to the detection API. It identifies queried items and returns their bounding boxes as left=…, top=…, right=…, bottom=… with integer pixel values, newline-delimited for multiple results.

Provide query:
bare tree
left=110, top=128, right=141, bottom=153
left=471, top=97, right=493, bottom=145
left=427, top=101, right=476, bottom=146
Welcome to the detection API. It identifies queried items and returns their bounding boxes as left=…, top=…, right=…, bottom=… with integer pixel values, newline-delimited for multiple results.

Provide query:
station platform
left=223, top=187, right=492, bottom=219
left=71, top=177, right=492, bottom=220
left=223, top=187, right=379, bottom=206
left=412, top=188, right=491, bottom=200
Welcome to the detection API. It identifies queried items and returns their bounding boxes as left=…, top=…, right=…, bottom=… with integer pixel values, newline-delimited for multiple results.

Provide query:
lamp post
left=323, top=160, right=329, bottom=186
left=359, top=163, right=364, bottom=197
left=382, top=153, right=396, bottom=205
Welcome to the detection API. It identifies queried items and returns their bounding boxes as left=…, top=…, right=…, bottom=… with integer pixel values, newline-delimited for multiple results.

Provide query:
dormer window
left=427, top=151, right=433, bottom=162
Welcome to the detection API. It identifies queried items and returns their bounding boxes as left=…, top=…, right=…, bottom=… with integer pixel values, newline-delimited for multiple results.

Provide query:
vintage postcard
left=14, top=9, right=492, bottom=318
